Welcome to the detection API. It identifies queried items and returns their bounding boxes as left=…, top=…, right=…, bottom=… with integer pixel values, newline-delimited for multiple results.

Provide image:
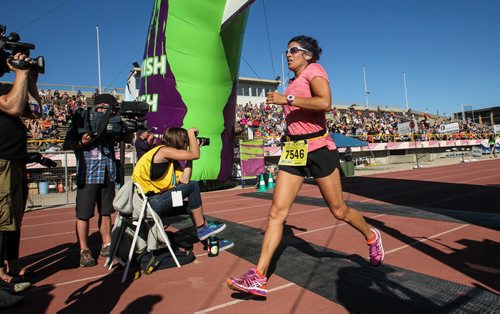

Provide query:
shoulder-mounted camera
left=73, top=99, right=150, bottom=141
left=0, top=24, right=45, bottom=77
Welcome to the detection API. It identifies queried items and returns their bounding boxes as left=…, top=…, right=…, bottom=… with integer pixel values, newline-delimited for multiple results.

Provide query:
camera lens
left=197, top=137, right=210, bottom=146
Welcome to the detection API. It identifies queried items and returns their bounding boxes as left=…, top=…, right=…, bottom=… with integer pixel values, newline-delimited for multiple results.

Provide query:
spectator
left=39, top=114, right=53, bottom=136
left=489, top=133, right=497, bottom=158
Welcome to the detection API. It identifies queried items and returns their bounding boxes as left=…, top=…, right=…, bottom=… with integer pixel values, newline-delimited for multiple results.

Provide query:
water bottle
left=207, top=235, right=219, bottom=257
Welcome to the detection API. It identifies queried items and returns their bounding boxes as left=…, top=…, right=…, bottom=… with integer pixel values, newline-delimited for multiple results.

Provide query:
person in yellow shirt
left=132, top=127, right=233, bottom=248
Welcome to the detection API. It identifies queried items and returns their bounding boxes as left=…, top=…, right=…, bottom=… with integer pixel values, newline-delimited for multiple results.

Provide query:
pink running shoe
left=226, top=268, right=268, bottom=297
left=367, top=228, right=384, bottom=266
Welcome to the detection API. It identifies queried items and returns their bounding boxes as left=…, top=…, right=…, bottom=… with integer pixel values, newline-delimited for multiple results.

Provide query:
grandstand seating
left=24, top=87, right=495, bottom=153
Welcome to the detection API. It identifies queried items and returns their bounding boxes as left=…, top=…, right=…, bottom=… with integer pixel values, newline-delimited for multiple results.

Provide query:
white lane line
left=53, top=274, right=109, bottom=287
left=207, top=203, right=270, bottom=214
left=31, top=274, right=110, bottom=291
left=21, top=228, right=98, bottom=241
left=23, top=211, right=75, bottom=220
left=295, top=214, right=387, bottom=236
left=384, top=224, right=470, bottom=255
left=341, top=167, right=498, bottom=196
left=23, top=219, right=75, bottom=227
left=194, top=282, right=296, bottom=314
left=236, top=207, right=326, bottom=224
left=360, top=174, right=500, bottom=203
left=421, top=188, right=497, bottom=207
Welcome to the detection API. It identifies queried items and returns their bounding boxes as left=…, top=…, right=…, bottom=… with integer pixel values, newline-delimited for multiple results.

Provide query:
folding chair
left=108, top=181, right=181, bottom=283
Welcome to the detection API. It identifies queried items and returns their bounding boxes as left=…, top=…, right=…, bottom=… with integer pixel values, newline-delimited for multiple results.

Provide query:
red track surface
left=6, top=159, right=500, bottom=313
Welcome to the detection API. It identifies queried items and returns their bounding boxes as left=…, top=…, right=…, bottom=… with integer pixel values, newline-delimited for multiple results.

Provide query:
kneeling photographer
left=0, top=25, right=42, bottom=303
left=132, top=127, right=233, bottom=250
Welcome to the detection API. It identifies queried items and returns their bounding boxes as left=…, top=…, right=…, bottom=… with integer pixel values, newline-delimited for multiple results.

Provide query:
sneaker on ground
left=226, top=268, right=267, bottom=297
left=0, top=290, right=23, bottom=308
left=100, top=244, right=111, bottom=257
left=197, top=222, right=226, bottom=241
left=367, top=228, right=384, bottom=266
left=218, top=239, right=234, bottom=251
left=80, top=248, right=97, bottom=267
left=0, top=280, right=31, bottom=294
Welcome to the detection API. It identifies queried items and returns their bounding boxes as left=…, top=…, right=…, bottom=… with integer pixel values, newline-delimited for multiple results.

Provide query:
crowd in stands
left=236, top=102, right=494, bottom=145
left=24, top=91, right=495, bottom=152
left=327, top=105, right=492, bottom=143
left=24, top=89, right=106, bottom=151
left=235, top=102, right=286, bottom=146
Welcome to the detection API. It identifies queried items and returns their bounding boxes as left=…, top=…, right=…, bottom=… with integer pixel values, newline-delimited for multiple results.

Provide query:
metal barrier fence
left=26, top=150, right=136, bottom=210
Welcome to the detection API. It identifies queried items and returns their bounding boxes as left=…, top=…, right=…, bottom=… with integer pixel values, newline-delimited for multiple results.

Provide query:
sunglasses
left=285, top=46, right=309, bottom=55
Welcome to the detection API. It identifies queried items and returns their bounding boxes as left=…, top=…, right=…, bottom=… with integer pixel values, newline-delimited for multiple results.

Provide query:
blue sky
left=1, top=0, right=499, bottom=116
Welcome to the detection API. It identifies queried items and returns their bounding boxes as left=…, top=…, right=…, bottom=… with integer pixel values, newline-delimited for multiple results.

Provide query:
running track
left=6, top=159, right=500, bottom=313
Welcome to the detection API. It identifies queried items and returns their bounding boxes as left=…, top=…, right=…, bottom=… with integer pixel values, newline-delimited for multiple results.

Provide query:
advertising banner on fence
left=439, top=122, right=460, bottom=134
left=239, top=139, right=265, bottom=178
left=397, top=120, right=417, bottom=135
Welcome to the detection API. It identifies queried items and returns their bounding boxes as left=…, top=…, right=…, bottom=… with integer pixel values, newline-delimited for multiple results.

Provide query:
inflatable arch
left=139, top=0, right=254, bottom=181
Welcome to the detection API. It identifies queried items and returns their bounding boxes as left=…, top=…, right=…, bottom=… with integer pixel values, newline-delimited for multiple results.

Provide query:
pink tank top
left=284, top=63, right=336, bottom=152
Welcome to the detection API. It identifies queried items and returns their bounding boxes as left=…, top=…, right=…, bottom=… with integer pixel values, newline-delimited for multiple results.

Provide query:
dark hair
left=161, top=127, right=188, bottom=149
left=288, top=35, right=322, bottom=62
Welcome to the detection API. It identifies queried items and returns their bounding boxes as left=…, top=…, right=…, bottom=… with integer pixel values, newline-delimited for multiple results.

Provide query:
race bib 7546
left=278, top=141, right=308, bottom=166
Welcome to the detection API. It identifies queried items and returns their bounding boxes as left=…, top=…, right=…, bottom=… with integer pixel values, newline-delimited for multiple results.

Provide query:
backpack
left=138, top=248, right=196, bottom=275
left=113, top=180, right=135, bottom=215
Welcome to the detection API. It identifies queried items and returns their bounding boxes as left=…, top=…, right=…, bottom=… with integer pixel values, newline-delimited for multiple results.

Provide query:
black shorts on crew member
left=279, top=147, right=341, bottom=179
left=75, top=181, right=115, bottom=220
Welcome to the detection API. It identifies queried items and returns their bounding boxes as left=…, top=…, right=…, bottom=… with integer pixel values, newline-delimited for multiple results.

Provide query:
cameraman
left=134, top=128, right=155, bottom=160
left=63, top=94, right=118, bottom=267
left=0, top=52, right=40, bottom=300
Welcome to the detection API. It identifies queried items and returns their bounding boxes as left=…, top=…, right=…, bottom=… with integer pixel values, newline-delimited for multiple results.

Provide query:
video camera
left=75, top=100, right=149, bottom=141
left=0, top=24, right=45, bottom=77
left=24, top=152, right=57, bottom=168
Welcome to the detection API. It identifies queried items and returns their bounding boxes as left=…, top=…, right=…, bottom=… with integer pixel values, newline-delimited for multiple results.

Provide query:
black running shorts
left=279, top=147, right=341, bottom=179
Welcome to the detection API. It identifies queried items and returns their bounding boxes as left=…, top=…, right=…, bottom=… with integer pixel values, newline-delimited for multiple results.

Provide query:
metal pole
left=119, top=140, right=125, bottom=187
left=96, top=24, right=102, bottom=94
left=403, top=72, right=409, bottom=110
left=362, top=65, right=369, bottom=108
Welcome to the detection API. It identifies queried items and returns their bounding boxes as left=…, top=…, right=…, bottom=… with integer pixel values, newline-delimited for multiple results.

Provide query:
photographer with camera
left=134, top=128, right=156, bottom=160
left=63, top=94, right=119, bottom=267
left=132, top=127, right=233, bottom=250
left=0, top=49, right=41, bottom=304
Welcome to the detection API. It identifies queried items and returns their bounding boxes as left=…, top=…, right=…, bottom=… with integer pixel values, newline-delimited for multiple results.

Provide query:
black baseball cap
left=94, top=94, right=117, bottom=106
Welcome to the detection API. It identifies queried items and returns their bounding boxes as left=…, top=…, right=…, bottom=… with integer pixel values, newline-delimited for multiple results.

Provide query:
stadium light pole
left=403, top=72, right=409, bottom=110
left=96, top=24, right=102, bottom=94
left=362, top=65, right=369, bottom=108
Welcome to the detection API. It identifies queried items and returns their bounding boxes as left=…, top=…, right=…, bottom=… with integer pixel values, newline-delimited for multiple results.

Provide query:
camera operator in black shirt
left=134, top=128, right=156, bottom=160
left=0, top=51, right=41, bottom=302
